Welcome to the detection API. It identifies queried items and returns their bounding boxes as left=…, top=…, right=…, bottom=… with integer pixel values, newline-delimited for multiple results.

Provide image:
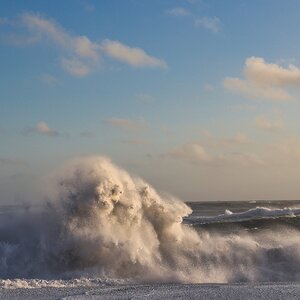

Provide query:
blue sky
left=1, top=0, right=300, bottom=203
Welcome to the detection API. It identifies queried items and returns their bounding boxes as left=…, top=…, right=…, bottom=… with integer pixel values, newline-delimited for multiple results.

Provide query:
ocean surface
left=1, top=158, right=300, bottom=299
left=1, top=200, right=300, bottom=299
left=186, top=200, right=300, bottom=234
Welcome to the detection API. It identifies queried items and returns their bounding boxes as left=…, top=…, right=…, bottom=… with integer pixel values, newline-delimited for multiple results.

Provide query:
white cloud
left=20, top=12, right=99, bottom=76
left=255, top=116, right=284, bottom=132
left=101, top=40, right=167, bottom=68
left=166, top=7, right=190, bottom=17
left=224, top=76, right=292, bottom=101
left=36, top=121, right=58, bottom=136
left=194, top=17, right=221, bottom=33
left=22, top=13, right=73, bottom=51
left=26, top=121, right=59, bottom=137
left=21, top=13, right=99, bottom=61
left=105, top=118, right=147, bottom=131
left=224, top=57, right=300, bottom=101
left=72, top=36, right=99, bottom=61
left=3, top=13, right=167, bottom=75
left=168, top=142, right=213, bottom=163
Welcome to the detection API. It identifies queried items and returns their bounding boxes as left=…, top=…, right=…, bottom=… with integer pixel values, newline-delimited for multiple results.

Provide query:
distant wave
left=186, top=206, right=300, bottom=225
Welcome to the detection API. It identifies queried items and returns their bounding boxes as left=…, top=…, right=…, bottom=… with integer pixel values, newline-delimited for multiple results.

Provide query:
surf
left=1, top=156, right=300, bottom=284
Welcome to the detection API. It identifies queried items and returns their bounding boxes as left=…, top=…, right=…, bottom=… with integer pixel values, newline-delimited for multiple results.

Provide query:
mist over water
left=1, top=156, right=300, bottom=284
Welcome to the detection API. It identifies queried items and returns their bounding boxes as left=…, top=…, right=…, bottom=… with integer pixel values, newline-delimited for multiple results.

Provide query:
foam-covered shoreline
left=1, top=282, right=300, bottom=299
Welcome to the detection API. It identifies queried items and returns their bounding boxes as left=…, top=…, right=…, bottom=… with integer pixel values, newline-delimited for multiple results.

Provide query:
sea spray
left=1, top=156, right=300, bottom=283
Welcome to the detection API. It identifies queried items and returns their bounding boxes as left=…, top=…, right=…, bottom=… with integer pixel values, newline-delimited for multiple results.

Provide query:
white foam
left=0, top=277, right=124, bottom=289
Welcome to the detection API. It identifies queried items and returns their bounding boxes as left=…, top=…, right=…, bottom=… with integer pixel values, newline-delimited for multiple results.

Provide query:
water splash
left=1, top=156, right=300, bottom=283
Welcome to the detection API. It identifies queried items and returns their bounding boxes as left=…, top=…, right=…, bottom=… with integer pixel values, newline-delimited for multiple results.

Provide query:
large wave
left=1, top=156, right=300, bottom=283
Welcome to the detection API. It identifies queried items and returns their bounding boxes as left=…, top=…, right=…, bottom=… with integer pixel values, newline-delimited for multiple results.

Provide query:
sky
left=1, top=0, right=300, bottom=203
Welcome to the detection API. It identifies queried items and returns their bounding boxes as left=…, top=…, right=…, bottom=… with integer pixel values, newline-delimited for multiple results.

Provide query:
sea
left=1, top=157, right=300, bottom=299
left=1, top=200, right=300, bottom=299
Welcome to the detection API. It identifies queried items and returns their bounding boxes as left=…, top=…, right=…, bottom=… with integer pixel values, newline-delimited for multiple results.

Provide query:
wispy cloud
left=166, top=6, right=221, bottom=34
left=25, top=121, right=60, bottom=137
left=2, top=13, right=167, bottom=75
left=105, top=118, right=147, bottom=132
left=224, top=57, right=300, bottom=101
left=101, top=40, right=167, bottom=68
left=194, top=17, right=221, bottom=33
left=166, top=7, right=190, bottom=17
left=166, top=142, right=264, bottom=167
left=60, top=57, right=91, bottom=77
left=168, top=142, right=213, bottom=163
left=17, top=12, right=99, bottom=76
left=21, top=13, right=99, bottom=60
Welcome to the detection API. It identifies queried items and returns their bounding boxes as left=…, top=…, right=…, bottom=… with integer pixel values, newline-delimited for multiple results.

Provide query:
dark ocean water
left=185, top=200, right=300, bottom=234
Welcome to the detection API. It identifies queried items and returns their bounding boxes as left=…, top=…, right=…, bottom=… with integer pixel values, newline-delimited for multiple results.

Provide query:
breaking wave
left=187, top=206, right=300, bottom=225
left=1, top=156, right=300, bottom=285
